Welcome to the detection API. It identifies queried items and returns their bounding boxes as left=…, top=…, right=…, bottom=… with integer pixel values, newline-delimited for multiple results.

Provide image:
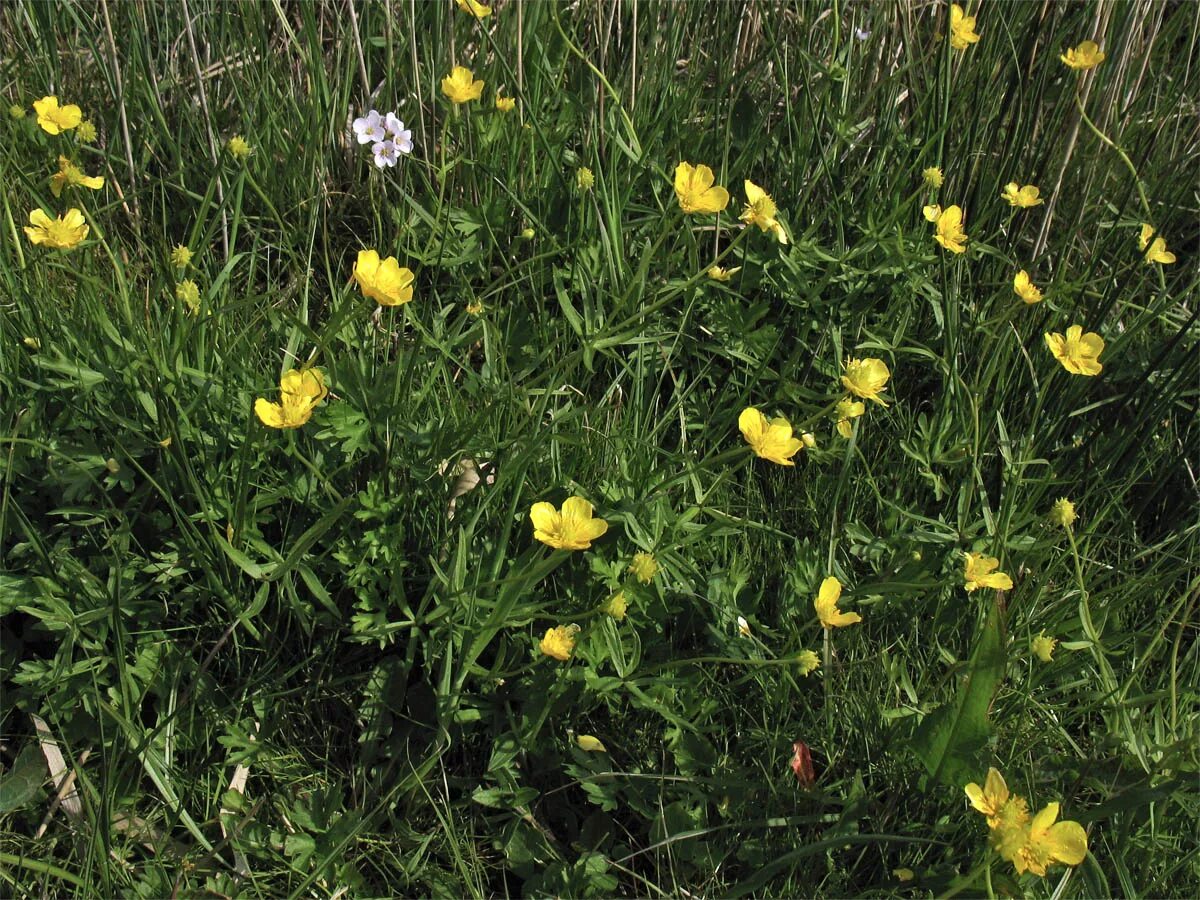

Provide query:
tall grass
left=1, top=1, right=1197, bottom=897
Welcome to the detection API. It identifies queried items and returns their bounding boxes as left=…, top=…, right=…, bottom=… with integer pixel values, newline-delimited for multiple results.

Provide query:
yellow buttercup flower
left=601, top=591, right=628, bottom=620
left=171, top=244, right=194, bottom=268
left=353, top=249, right=415, bottom=306
left=628, top=551, right=659, bottom=584
left=576, top=166, right=595, bottom=192
left=674, top=162, right=730, bottom=214
left=1013, top=270, right=1043, bottom=304
left=33, top=95, right=82, bottom=134
left=539, top=624, right=580, bottom=661
left=834, top=399, right=865, bottom=438
left=801, top=432, right=817, bottom=448
left=227, top=135, right=252, bottom=160
left=932, top=204, right=967, bottom=253
left=739, top=407, right=804, bottom=466
left=1139, top=224, right=1176, bottom=265
left=1050, top=497, right=1076, bottom=528
left=8, top=104, right=25, bottom=119
left=456, top=0, right=491, bottom=17
left=1032, top=631, right=1057, bottom=663
left=254, top=368, right=328, bottom=430
left=529, top=496, right=608, bottom=550
left=1061, top=40, right=1105, bottom=70
left=1002, top=182, right=1044, bottom=208
left=175, top=279, right=201, bottom=314
left=796, top=649, right=820, bottom=675
left=814, top=576, right=861, bottom=628
left=841, top=357, right=891, bottom=406
left=740, top=180, right=788, bottom=243
left=1013, top=803, right=1088, bottom=877
left=465, top=299, right=484, bottom=316
left=495, top=90, right=516, bottom=112
left=1044, top=325, right=1104, bottom=376
left=893, top=869, right=915, bottom=883
left=963, top=552, right=1013, bottom=592
left=923, top=166, right=944, bottom=189
left=49, top=156, right=104, bottom=197
left=949, top=4, right=980, bottom=50
left=965, top=767, right=1031, bottom=860
left=77, top=120, right=97, bottom=142
left=442, top=65, right=484, bottom=104
left=965, top=767, right=1011, bottom=823
left=707, top=265, right=742, bottom=281
left=23, top=208, right=89, bottom=249
left=576, top=734, right=607, bottom=752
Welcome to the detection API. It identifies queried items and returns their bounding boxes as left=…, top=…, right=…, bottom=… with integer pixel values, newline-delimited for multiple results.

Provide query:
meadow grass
left=1, top=1, right=1197, bottom=897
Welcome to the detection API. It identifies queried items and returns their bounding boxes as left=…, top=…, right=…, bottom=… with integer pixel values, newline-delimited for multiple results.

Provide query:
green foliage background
left=1, top=1, right=1197, bottom=896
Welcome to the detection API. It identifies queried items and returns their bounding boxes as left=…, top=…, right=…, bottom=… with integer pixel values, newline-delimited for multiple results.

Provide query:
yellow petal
left=576, top=735, right=607, bottom=752
left=529, top=502, right=560, bottom=535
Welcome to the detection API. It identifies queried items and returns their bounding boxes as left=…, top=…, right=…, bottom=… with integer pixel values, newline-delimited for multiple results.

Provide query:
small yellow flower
left=540, top=624, right=580, bottom=661
left=1139, top=224, right=1176, bottom=265
left=923, top=166, right=944, bottom=189
left=576, top=166, right=595, bottom=192
left=23, top=208, right=89, bottom=249
left=529, top=496, right=608, bottom=550
left=1013, top=803, right=1088, bottom=877
left=1013, top=270, right=1043, bottom=304
left=9, top=104, right=26, bottom=119
left=628, top=551, right=659, bottom=584
left=1061, top=40, right=1105, bottom=70
left=893, top=868, right=915, bottom=883
left=77, top=120, right=97, bottom=142
left=23, top=337, right=40, bottom=350
left=815, top=576, right=861, bottom=628
left=601, top=591, right=628, bottom=620
left=442, top=65, right=484, bottom=104
left=157, top=436, right=172, bottom=448
left=520, top=226, right=535, bottom=240
left=801, top=432, right=817, bottom=448
left=740, top=180, right=788, bottom=243
left=495, top=90, right=516, bottom=112
left=932, top=204, right=967, bottom=253
left=254, top=368, right=328, bottom=429
left=171, top=244, right=194, bottom=268
left=48, top=155, right=104, bottom=198
left=175, top=279, right=201, bottom=314
left=1044, top=325, right=1104, bottom=376
left=1002, top=182, right=1044, bottom=208
left=227, top=135, right=252, bottom=160
left=949, top=4, right=980, bottom=51
left=841, top=357, right=891, bottom=406
left=834, top=399, right=865, bottom=438
left=1050, top=498, right=1076, bottom=528
left=465, top=299, right=484, bottom=316
left=353, top=249, right=415, bottom=306
left=456, top=0, right=491, bottom=17
left=706, top=265, right=742, bottom=282
left=963, top=552, right=1013, bottom=592
left=1032, top=631, right=1057, bottom=663
left=796, top=649, right=820, bottom=675
left=674, top=162, right=730, bottom=214
left=33, top=95, right=82, bottom=134
left=739, top=407, right=804, bottom=466
left=965, top=767, right=1012, bottom=825
left=576, top=734, right=607, bottom=752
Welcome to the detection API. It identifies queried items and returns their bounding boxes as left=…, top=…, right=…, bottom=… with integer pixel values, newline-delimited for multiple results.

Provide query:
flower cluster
left=352, top=109, right=414, bottom=168
left=965, top=768, right=1088, bottom=876
left=24, top=96, right=100, bottom=252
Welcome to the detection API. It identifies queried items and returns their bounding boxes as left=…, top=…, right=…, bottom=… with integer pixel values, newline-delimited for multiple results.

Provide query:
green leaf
left=910, top=601, right=1006, bottom=787
left=0, top=743, right=45, bottom=812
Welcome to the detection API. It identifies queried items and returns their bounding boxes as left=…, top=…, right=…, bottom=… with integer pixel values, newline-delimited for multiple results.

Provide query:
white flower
left=372, top=140, right=399, bottom=168
left=737, top=615, right=751, bottom=637
left=384, top=113, right=414, bottom=154
left=854, top=26, right=870, bottom=41
left=353, top=109, right=385, bottom=145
